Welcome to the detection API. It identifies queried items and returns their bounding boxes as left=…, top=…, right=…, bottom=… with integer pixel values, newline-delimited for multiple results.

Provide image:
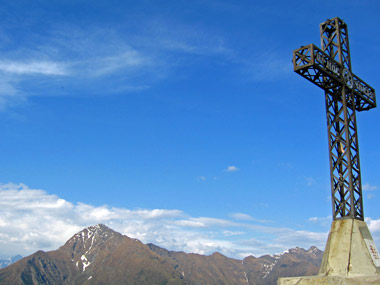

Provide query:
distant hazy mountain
left=0, top=256, right=23, bottom=269
left=0, top=224, right=323, bottom=284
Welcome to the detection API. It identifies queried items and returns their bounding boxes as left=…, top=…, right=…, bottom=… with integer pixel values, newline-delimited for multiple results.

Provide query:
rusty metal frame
left=293, top=45, right=376, bottom=111
left=292, top=17, right=376, bottom=221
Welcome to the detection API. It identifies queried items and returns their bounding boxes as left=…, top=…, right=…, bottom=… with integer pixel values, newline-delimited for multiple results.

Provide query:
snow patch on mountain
left=262, top=259, right=278, bottom=279
left=81, top=254, right=91, bottom=271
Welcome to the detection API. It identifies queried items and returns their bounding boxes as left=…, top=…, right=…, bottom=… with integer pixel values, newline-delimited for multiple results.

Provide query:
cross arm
left=352, top=73, right=377, bottom=111
left=293, top=44, right=376, bottom=111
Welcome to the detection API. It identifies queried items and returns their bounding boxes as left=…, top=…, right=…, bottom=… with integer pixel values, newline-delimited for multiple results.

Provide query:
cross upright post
left=293, top=17, right=376, bottom=221
left=278, top=17, right=380, bottom=282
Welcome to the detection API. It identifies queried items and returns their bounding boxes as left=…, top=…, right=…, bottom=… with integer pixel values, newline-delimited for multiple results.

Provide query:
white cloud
left=305, top=177, right=316, bottom=187
left=365, top=218, right=380, bottom=248
left=225, top=165, right=239, bottom=172
left=223, top=230, right=244, bottom=237
left=230, top=213, right=254, bottom=221
left=0, top=182, right=345, bottom=260
left=363, top=183, right=378, bottom=199
left=197, top=176, right=207, bottom=181
left=307, top=216, right=332, bottom=228
left=308, top=216, right=331, bottom=223
left=230, top=213, right=272, bottom=224
left=363, top=183, right=378, bottom=191
left=273, top=229, right=328, bottom=250
left=366, top=218, right=380, bottom=233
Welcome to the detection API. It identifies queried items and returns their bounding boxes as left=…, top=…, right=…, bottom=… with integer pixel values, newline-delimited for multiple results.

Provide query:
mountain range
left=0, top=256, right=23, bottom=269
left=0, top=224, right=323, bottom=284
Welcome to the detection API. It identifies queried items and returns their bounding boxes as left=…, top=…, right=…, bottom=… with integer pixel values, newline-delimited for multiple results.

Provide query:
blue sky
left=0, top=0, right=380, bottom=259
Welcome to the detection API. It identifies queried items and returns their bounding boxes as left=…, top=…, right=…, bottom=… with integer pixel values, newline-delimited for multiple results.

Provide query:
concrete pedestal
left=277, top=275, right=380, bottom=284
left=278, top=219, right=380, bottom=284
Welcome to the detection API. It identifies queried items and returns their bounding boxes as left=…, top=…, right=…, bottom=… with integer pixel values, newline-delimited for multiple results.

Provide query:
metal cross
left=292, top=17, right=376, bottom=220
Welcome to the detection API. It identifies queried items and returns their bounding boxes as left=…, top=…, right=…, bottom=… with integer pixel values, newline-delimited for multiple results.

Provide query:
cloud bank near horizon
left=1, top=182, right=379, bottom=260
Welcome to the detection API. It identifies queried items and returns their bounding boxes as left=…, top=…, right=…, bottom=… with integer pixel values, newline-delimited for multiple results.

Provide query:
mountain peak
left=65, top=224, right=117, bottom=246
left=65, top=224, right=122, bottom=250
left=81, top=223, right=112, bottom=235
left=59, top=224, right=124, bottom=272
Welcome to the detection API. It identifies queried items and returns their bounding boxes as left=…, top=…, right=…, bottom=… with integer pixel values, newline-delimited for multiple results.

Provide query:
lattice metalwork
left=292, top=17, right=376, bottom=220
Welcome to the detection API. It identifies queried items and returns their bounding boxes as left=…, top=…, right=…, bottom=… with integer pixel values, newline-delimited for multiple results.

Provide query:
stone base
left=278, top=219, right=380, bottom=284
left=278, top=275, right=380, bottom=284
left=319, top=219, right=380, bottom=276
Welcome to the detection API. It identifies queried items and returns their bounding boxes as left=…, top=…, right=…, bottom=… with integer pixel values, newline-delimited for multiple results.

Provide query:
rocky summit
left=0, top=224, right=323, bottom=284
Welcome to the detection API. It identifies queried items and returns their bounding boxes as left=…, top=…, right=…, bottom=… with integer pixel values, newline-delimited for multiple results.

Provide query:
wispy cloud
left=137, top=19, right=233, bottom=57
left=0, top=32, right=154, bottom=110
left=0, top=21, right=233, bottom=112
left=0, top=182, right=331, bottom=260
left=0, top=61, right=68, bottom=75
left=243, top=50, right=291, bottom=81
left=277, top=162, right=293, bottom=169
left=0, top=60, right=68, bottom=110
left=88, top=50, right=147, bottom=77
left=0, top=77, right=24, bottom=111
left=155, top=37, right=230, bottom=57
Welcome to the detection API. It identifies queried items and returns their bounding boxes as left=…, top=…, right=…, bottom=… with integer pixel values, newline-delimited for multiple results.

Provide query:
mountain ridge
left=0, top=224, right=323, bottom=284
